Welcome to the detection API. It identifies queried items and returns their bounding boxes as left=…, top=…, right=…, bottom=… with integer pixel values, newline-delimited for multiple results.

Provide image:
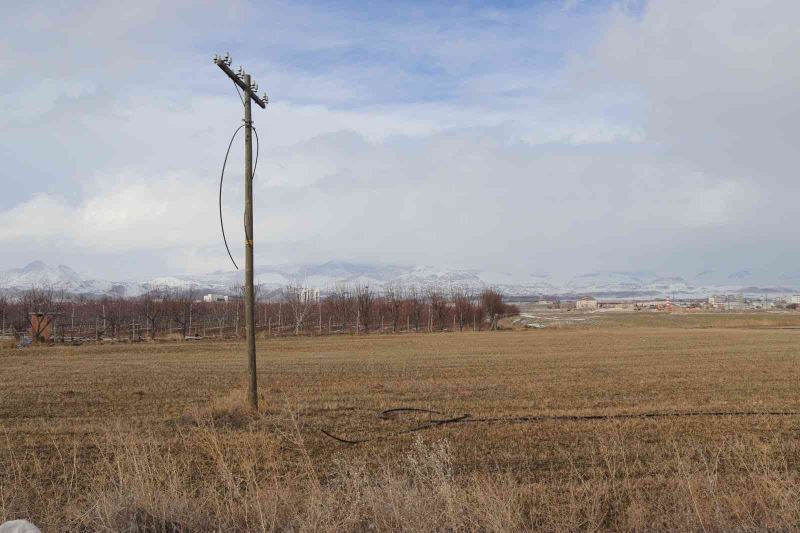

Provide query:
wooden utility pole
left=242, top=72, right=258, bottom=410
left=214, top=53, right=268, bottom=411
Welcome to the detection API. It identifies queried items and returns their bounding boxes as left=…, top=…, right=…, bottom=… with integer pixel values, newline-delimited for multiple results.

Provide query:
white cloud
left=592, top=0, right=800, bottom=183
left=1, top=0, right=798, bottom=281
left=0, top=172, right=219, bottom=253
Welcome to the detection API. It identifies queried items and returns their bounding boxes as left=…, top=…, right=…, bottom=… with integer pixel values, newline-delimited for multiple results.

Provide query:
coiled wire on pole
left=218, top=81, right=260, bottom=270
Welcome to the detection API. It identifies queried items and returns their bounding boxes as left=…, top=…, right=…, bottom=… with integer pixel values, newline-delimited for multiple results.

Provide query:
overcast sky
left=1, top=0, right=798, bottom=282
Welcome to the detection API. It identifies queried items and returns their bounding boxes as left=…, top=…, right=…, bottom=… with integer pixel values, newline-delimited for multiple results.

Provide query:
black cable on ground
left=319, top=408, right=800, bottom=445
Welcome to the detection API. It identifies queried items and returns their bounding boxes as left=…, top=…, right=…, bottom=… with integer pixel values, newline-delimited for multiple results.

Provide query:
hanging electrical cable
left=218, top=125, right=244, bottom=270
left=218, top=82, right=261, bottom=270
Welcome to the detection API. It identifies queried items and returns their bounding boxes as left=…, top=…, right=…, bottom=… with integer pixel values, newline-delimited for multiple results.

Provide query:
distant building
left=559, top=300, right=576, bottom=311
left=576, top=297, right=598, bottom=310
left=790, top=295, right=800, bottom=305
left=598, top=301, right=634, bottom=310
left=709, top=295, right=747, bottom=310
left=708, top=295, right=725, bottom=306
left=299, top=287, right=320, bottom=303
left=29, top=312, right=55, bottom=342
left=203, top=294, right=229, bottom=303
left=637, top=300, right=671, bottom=310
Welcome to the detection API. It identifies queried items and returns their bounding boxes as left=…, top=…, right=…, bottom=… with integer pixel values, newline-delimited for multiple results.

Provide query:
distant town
left=524, top=293, right=800, bottom=312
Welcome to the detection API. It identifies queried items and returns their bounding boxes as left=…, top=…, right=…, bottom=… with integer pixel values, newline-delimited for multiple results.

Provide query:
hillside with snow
left=1, top=260, right=799, bottom=300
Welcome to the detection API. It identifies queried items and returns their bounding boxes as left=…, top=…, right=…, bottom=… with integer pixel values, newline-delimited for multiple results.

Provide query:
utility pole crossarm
left=214, top=59, right=267, bottom=109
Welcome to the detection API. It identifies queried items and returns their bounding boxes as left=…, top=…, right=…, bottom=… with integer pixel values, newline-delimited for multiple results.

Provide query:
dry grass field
left=2, top=312, right=800, bottom=531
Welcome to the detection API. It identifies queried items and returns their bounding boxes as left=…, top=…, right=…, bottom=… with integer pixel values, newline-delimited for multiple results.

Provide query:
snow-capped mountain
left=1, top=261, right=82, bottom=287
left=0, top=261, right=118, bottom=295
left=1, top=261, right=799, bottom=299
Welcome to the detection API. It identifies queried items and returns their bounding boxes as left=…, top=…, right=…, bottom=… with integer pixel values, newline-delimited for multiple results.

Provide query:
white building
left=203, top=293, right=229, bottom=303
left=300, top=287, right=320, bottom=303
left=790, top=295, right=800, bottom=305
left=576, top=297, right=598, bottom=310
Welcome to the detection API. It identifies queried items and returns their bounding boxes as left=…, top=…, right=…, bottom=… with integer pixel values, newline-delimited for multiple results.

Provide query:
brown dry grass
left=0, top=338, right=16, bottom=350
left=2, top=313, right=800, bottom=531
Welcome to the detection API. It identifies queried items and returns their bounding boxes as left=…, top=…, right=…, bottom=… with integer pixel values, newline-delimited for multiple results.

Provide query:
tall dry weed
left=4, top=408, right=800, bottom=531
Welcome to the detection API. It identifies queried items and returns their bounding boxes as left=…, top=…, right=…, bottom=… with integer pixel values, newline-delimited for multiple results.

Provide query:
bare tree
left=451, top=287, right=472, bottom=332
left=481, top=288, right=504, bottom=330
left=407, top=286, right=424, bottom=332
left=5, top=298, right=27, bottom=339
left=328, top=283, right=354, bottom=332
left=229, top=283, right=245, bottom=337
left=427, top=288, right=448, bottom=331
left=63, top=294, right=88, bottom=340
left=385, top=284, right=404, bottom=332
left=140, top=289, right=167, bottom=340
left=99, top=296, right=124, bottom=340
left=284, top=284, right=315, bottom=335
left=355, top=284, right=374, bottom=333
left=225, top=281, right=264, bottom=337
left=171, top=288, right=195, bottom=338
left=472, top=300, right=486, bottom=331
left=210, top=301, right=230, bottom=337
left=0, top=294, right=9, bottom=338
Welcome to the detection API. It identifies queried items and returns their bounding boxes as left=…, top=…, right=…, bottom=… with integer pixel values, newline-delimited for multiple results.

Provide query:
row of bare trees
left=0, top=287, right=220, bottom=342
left=0, top=284, right=518, bottom=342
